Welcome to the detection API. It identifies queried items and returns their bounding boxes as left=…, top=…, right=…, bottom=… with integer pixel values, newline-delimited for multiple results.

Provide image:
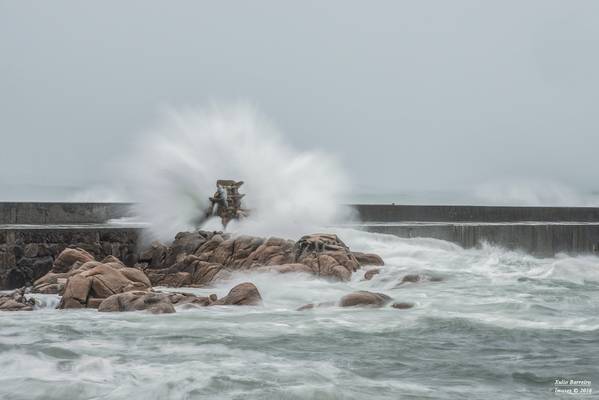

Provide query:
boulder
left=164, top=232, right=211, bottom=266
left=168, top=292, right=217, bottom=307
left=254, top=263, right=314, bottom=274
left=32, top=272, right=69, bottom=294
left=338, top=291, right=392, bottom=308
left=0, top=288, right=36, bottom=311
left=211, top=282, right=262, bottom=306
left=363, top=268, right=381, bottom=281
left=391, top=302, right=414, bottom=309
left=352, top=251, right=384, bottom=266
left=145, top=255, right=224, bottom=287
left=400, top=274, right=421, bottom=284
left=57, top=260, right=152, bottom=309
left=395, top=273, right=443, bottom=288
left=293, top=234, right=360, bottom=281
left=51, top=248, right=94, bottom=273
left=98, top=291, right=175, bottom=314
left=139, top=241, right=169, bottom=268
left=296, top=301, right=336, bottom=311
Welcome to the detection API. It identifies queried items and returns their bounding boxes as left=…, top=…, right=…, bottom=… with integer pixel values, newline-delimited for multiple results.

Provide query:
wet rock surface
left=338, top=291, right=393, bottom=308
left=0, top=288, right=36, bottom=311
left=51, top=248, right=95, bottom=273
left=391, top=302, right=415, bottom=309
left=363, top=268, right=381, bottom=280
left=97, top=283, right=261, bottom=313
left=394, top=273, right=444, bottom=288
left=31, top=248, right=265, bottom=313
left=352, top=252, right=384, bottom=266
left=3, top=230, right=390, bottom=314
left=98, top=291, right=175, bottom=314
left=30, top=249, right=154, bottom=309
left=211, top=282, right=262, bottom=306
left=297, top=291, right=406, bottom=310
left=144, top=231, right=383, bottom=286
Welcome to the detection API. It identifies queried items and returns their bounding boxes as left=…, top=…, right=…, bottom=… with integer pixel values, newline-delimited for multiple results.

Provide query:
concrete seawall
left=3, top=202, right=599, bottom=224
left=352, top=204, right=599, bottom=222
left=0, top=202, right=133, bottom=224
left=356, top=223, right=599, bottom=256
left=350, top=204, right=599, bottom=256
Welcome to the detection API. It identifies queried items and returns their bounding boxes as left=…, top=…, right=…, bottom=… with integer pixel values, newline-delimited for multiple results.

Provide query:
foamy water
left=1, top=228, right=598, bottom=399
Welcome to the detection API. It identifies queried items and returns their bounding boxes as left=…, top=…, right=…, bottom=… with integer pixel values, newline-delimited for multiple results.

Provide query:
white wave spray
left=126, top=104, right=350, bottom=241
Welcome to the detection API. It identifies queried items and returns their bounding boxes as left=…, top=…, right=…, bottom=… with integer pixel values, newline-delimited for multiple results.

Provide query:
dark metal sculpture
left=206, top=180, right=249, bottom=228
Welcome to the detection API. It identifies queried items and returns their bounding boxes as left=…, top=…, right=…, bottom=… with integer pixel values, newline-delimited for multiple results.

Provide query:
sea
left=1, top=227, right=598, bottom=399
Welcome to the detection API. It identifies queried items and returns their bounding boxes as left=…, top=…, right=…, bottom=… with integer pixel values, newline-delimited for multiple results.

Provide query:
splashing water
left=126, top=104, right=350, bottom=241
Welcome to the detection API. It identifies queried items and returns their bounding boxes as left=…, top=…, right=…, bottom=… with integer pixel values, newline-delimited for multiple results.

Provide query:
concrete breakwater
left=355, top=222, right=599, bottom=256
left=2, top=202, right=599, bottom=289
left=352, top=204, right=599, bottom=222
left=351, top=204, right=599, bottom=256
left=0, top=202, right=133, bottom=224
left=4, top=202, right=599, bottom=224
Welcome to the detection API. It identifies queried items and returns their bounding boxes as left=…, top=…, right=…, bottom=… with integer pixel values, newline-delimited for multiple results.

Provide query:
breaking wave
left=126, top=104, right=350, bottom=241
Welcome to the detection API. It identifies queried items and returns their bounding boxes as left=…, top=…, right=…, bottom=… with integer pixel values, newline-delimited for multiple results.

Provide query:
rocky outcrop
left=33, top=246, right=266, bottom=312
left=168, top=292, right=217, bottom=307
left=292, top=234, right=360, bottom=281
left=39, top=249, right=153, bottom=309
left=51, top=248, right=94, bottom=273
left=0, top=288, right=35, bottom=311
left=98, top=291, right=175, bottom=314
left=98, top=282, right=261, bottom=313
left=144, top=231, right=381, bottom=286
left=338, top=291, right=392, bottom=308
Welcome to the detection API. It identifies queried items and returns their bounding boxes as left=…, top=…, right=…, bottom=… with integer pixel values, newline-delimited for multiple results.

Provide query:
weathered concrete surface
left=0, top=202, right=133, bottom=224
left=6, top=202, right=599, bottom=225
left=352, top=204, right=599, bottom=223
left=351, top=204, right=599, bottom=256
left=359, top=223, right=599, bottom=256
left=0, top=226, right=140, bottom=289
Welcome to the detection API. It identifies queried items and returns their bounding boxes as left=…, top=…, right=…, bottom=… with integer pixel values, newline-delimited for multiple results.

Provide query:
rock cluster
left=0, top=288, right=35, bottom=311
left=26, top=246, right=264, bottom=313
left=96, top=282, right=261, bottom=313
left=142, top=231, right=383, bottom=286
left=3, top=230, right=391, bottom=314
left=29, top=248, right=151, bottom=308
left=0, top=228, right=139, bottom=290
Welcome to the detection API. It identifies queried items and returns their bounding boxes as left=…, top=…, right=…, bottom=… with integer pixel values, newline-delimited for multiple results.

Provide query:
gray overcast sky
left=1, top=0, right=598, bottom=196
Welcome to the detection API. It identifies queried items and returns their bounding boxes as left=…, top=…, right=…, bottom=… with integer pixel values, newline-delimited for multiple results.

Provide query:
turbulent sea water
left=1, top=228, right=599, bottom=399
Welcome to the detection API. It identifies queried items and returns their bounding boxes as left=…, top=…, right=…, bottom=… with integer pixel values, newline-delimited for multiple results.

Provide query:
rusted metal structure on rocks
left=207, top=180, right=249, bottom=228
